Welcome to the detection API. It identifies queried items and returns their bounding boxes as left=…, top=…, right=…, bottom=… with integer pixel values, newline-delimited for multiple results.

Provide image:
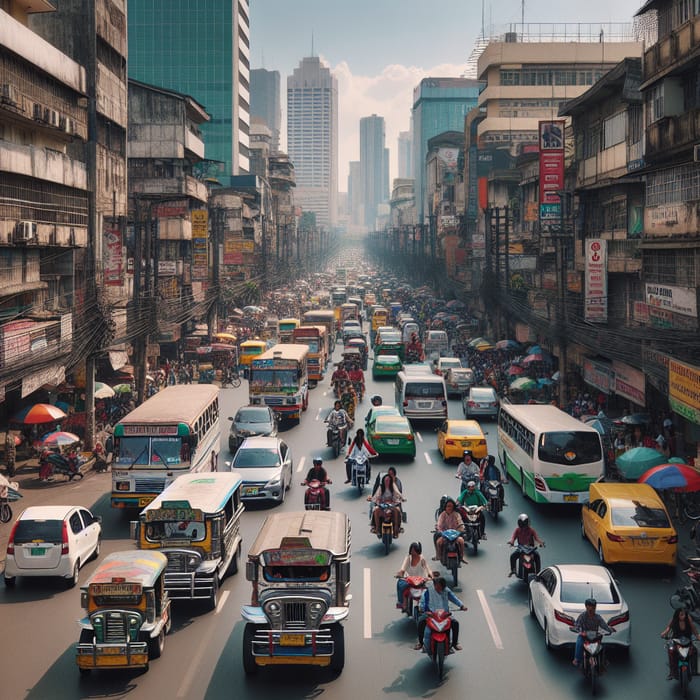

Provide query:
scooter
left=373, top=501, right=400, bottom=555
left=571, top=628, right=611, bottom=695
left=352, top=381, right=364, bottom=403
left=482, top=480, right=503, bottom=519
left=397, top=575, right=428, bottom=624
left=510, top=543, right=542, bottom=582
left=39, top=451, right=84, bottom=481
left=437, top=529, right=463, bottom=588
left=302, top=478, right=331, bottom=510
left=424, top=609, right=454, bottom=681
left=349, top=454, right=370, bottom=494
left=325, top=422, right=346, bottom=458
left=459, top=504, right=483, bottom=555
left=664, top=634, right=697, bottom=697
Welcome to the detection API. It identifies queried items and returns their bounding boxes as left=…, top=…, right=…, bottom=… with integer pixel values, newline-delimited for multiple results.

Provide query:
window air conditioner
left=15, top=221, right=36, bottom=243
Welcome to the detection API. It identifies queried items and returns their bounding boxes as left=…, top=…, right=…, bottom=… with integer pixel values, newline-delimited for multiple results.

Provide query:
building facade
left=397, top=130, right=412, bottom=179
left=287, top=56, right=338, bottom=230
left=250, top=68, right=281, bottom=155
left=127, top=0, right=251, bottom=181
left=359, top=114, right=389, bottom=230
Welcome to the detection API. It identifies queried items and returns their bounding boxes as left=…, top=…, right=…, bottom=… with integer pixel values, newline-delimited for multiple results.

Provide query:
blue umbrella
left=527, top=345, right=542, bottom=355
left=52, top=400, right=71, bottom=413
left=638, top=464, right=688, bottom=490
left=537, top=377, right=554, bottom=386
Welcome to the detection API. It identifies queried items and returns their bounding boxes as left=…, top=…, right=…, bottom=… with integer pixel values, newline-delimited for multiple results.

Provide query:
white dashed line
left=415, top=432, right=423, bottom=443
left=315, top=407, right=322, bottom=421
left=424, top=452, right=432, bottom=465
left=477, top=589, right=503, bottom=649
left=364, top=567, right=372, bottom=638
left=296, top=456, right=306, bottom=474
left=215, top=590, right=230, bottom=615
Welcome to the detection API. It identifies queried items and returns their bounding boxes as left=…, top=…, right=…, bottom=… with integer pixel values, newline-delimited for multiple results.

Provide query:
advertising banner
left=103, top=226, right=123, bottom=286
left=645, top=283, right=698, bottom=318
left=584, top=239, right=608, bottom=322
left=583, top=357, right=614, bottom=394
left=612, top=360, right=646, bottom=406
left=669, top=358, right=700, bottom=425
left=191, top=209, right=208, bottom=281
left=538, top=120, right=565, bottom=227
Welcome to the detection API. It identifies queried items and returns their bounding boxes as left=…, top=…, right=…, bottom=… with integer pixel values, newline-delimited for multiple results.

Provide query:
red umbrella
left=522, top=353, right=544, bottom=364
left=11, top=403, right=67, bottom=424
left=640, top=463, right=700, bottom=492
left=508, top=365, right=525, bottom=376
left=34, top=431, right=81, bottom=449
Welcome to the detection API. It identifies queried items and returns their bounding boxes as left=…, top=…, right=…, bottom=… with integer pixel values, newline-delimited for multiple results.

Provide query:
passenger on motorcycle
left=406, top=333, right=424, bottom=362
left=302, top=457, right=331, bottom=509
left=433, top=498, right=467, bottom=564
left=345, top=428, right=377, bottom=483
left=456, top=450, right=481, bottom=489
left=457, top=480, right=488, bottom=540
left=396, top=541, right=432, bottom=612
left=326, top=400, right=352, bottom=448
left=370, top=472, right=403, bottom=538
left=507, top=513, right=545, bottom=576
left=572, top=598, right=615, bottom=667
left=330, top=364, right=349, bottom=394
left=348, top=363, right=365, bottom=398
left=661, top=608, right=699, bottom=679
left=415, top=576, right=467, bottom=651
left=480, top=454, right=506, bottom=503
left=339, top=382, right=357, bottom=420
left=370, top=466, right=404, bottom=519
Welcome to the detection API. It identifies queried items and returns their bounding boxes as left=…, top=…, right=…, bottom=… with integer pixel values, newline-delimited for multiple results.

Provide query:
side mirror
left=129, top=520, right=139, bottom=540
left=228, top=416, right=234, bottom=422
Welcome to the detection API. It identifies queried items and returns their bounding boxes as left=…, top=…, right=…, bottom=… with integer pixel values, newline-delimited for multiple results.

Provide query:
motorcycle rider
left=457, top=480, right=488, bottom=540
left=396, top=541, right=432, bottom=612
left=370, top=466, right=404, bottom=520
left=330, top=363, right=349, bottom=395
left=572, top=598, right=615, bottom=667
left=339, top=381, right=357, bottom=420
left=348, top=362, right=365, bottom=401
left=433, top=498, right=467, bottom=564
left=508, top=513, right=545, bottom=576
left=456, top=450, right=480, bottom=490
left=480, top=454, right=506, bottom=504
left=345, top=428, right=377, bottom=483
left=415, top=576, right=467, bottom=651
left=661, top=607, right=699, bottom=679
left=302, top=457, right=332, bottom=509
left=365, top=394, right=383, bottom=425
left=325, top=399, right=353, bottom=448
left=370, top=472, right=403, bottom=538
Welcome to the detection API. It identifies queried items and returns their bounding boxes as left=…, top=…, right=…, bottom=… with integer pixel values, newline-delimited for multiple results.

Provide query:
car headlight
left=266, top=478, right=281, bottom=488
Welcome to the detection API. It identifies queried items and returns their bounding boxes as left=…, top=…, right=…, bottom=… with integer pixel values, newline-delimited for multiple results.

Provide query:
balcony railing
left=643, top=14, right=700, bottom=84
left=645, top=108, right=700, bottom=159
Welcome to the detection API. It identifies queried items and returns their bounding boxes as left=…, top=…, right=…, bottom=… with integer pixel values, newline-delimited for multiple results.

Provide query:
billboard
left=103, top=226, right=123, bottom=286
left=538, top=120, right=565, bottom=227
left=584, top=239, right=608, bottom=322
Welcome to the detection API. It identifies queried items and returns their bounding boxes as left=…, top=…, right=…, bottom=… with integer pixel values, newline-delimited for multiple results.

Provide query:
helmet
left=517, top=513, right=529, bottom=528
left=371, top=394, right=382, bottom=406
left=463, top=450, right=472, bottom=459
left=467, top=480, right=477, bottom=489
left=312, top=457, right=323, bottom=467
left=585, top=598, right=597, bottom=608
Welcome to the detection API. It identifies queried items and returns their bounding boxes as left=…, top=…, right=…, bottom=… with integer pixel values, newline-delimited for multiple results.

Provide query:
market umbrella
left=510, top=377, right=537, bottom=391
left=537, top=377, right=554, bottom=387
left=94, top=382, right=115, bottom=399
left=638, top=463, right=700, bottom=492
left=11, top=403, right=66, bottom=424
left=508, top=365, right=526, bottom=376
left=112, top=383, right=133, bottom=394
left=445, top=299, right=465, bottom=309
left=35, top=431, right=81, bottom=449
left=52, top=400, right=71, bottom=413
left=527, top=344, right=543, bottom=355
left=619, top=413, right=653, bottom=426
left=551, top=371, right=561, bottom=382
left=495, top=339, right=519, bottom=350
left=522, top=353, right=544, bottom=364
left=468, top=337, right=491, bottom=348
left=615, top=447, right=666, bottom=480
left=475, top=341, right=495, bottom=352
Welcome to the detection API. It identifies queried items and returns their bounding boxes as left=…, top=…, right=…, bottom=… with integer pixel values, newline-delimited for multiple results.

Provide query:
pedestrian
left=5, top=431, right=16, bottom=477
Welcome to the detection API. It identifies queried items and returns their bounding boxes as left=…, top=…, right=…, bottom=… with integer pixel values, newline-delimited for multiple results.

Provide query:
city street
left=0, top=358, right=683, bottom=699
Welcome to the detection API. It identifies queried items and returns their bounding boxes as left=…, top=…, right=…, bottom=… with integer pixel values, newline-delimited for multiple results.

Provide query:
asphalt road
left=0, top=353, right=688, bottom=699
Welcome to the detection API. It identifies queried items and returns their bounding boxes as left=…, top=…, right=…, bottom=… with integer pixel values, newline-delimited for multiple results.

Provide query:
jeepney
left=239, top=340, right=267, bottom=377
left=76, top=551, right=171, bottom=674
left=132, top=473, right=244, bottom=610
left=242, top=511, right=351, bottom=675
left=277, top=318, right=300, bottom=344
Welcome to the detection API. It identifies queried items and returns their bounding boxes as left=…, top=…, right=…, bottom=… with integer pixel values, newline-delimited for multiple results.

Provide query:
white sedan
left=528, top=564, right=631, bottom=649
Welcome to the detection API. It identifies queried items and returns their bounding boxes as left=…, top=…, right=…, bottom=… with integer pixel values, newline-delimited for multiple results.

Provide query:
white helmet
left=517, top=513, right=529, bottom=528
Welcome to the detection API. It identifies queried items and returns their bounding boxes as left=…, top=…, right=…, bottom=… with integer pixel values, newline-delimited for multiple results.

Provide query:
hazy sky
left=249, top=0, right=646, bottom=189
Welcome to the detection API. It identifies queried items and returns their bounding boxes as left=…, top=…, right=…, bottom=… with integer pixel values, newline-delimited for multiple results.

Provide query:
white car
left=229, top=436, right=293, bottom=504
left=4, top=505, right=102, bottom=588
left=528, top=564, right=631, bottom=650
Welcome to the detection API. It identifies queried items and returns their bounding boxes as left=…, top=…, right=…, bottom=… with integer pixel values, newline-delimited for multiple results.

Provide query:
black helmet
left=517, top=513, right=529, bottom=528
left=312, top=457, right=323, bottom=466
left=371, top=394, right=382, bottom=406
left=487, top=454, right=495, bottom=465
left=585, top=598, right=597, bottom=608
left=463, top=450, right=472, bottom=458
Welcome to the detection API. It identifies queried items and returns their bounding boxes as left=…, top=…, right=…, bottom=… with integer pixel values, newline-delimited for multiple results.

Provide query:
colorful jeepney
left=239, top=340, right=267, bottom=376
left=249, top=344, right=309, bottom=424
left=132, top=472, right=245, bottom=609
left=292, top=325, right=328, bottom=387
left=76, top=551, right=171, bottom=674
left=242, top=511, right=351, bottom=675
left=277, top=318, right=300, bottom=344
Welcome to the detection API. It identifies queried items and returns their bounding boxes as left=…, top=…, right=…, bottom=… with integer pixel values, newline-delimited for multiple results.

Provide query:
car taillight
left=407, top=434, right=414, bottom=441
left=446, top=439, right=455, bottom=445
left=608, top=611, right=629, bottom=627
left=468, top=401, right=476, bottom=407
left=61, top=520, right=69, bottom=555
left=668, top=534, right=678, bottom=544
left=606, top=532, right=625, bottom=542
left=6, top=520, right=19, bottom=555
left=403, top=400, right=408, bottom=407
left=554, top=609, right=575, bottom=625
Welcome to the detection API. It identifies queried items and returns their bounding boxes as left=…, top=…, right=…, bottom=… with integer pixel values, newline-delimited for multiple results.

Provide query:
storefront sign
left=103, top=226, right=123, bottom=287
left=612, top=360, right=645, bottom=407
left=21, top=363, right=65, bottom=398
left=646, top=283, right=697, bottom=318
left=583, top=358, right=614, bottom=394
left=584, top=239, right=608, bottom=322
left=158, top=261, right=177, bottom=276
left=538, top=120, right=565, bottom=227
left=669, top=358, right=700, bottom=426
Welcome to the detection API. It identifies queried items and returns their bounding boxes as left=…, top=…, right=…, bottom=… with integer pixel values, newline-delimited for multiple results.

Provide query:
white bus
left=497, top=403, right=604, bottom=505
left=111, top=385, right=221, bottom=509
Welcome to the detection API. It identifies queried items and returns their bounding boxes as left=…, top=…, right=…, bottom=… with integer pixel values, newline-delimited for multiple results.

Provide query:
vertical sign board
left=103, top=226, right=123, bottom=286
left=538, top=120, right=565, bottom=227
left=191, top=210, right=209, bottom=281
left=584, top=239, right=608, bottom=322
left=669, top=358, right=700, bottom=425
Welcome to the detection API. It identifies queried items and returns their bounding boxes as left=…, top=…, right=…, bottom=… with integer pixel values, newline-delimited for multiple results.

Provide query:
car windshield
left=236, top=408, right=271, bottom=423
left=441, top=360, right=461, bottom=368
left=560, top=580, right=620, bottom=605
left=610, top=502, right=671, bottom=528
left=375, top=418, right=410, bottom=434
left=14, top=519, right=63, bottom=544
left=233, top=447, right=279, bottom=467
left=451, top=370, right=473, bottom=379
left=378, top=356, right=400, bottom=364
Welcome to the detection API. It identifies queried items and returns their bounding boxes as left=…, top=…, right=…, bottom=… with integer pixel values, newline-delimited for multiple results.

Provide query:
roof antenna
left=481, top=0, right=485, bottom=38
left=311, top=31, right=314, bottom=57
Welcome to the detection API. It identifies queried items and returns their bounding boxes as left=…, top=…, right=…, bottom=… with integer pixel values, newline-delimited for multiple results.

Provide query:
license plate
left=243, top=487, right=259, bottom=496
left=30, top=548, right=46, bottom=556
left=418, top=401, right=431, bottom=408
left=386, top=439, right=400, bottom=445
left=461, top=441, right=472, bottom=447
left=279, top=633, right=305, bottom=647
left=563, top=494, right=579, bottom=503
left=634, top=538, right=653, bottom=547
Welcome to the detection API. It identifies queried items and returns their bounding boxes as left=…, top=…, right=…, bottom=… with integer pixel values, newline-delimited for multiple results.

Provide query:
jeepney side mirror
left=338, top=561, right=351, bottom=584
left=129, top=520, right=139, bottom=540
left=246, top=560, right=258, bottom=582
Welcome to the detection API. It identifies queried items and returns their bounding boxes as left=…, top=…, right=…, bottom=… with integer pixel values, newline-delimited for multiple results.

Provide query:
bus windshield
left=116, top=436, right=187, bottom=466
left=537, top=431, right=603, bottom=466
left=250, top=369, right=298, bottom=391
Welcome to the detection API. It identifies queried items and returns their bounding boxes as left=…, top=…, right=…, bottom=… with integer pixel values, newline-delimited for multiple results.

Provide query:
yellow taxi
left=436, top=419, right=488, bottom=461
left=581, top=482, right=677, bottom=567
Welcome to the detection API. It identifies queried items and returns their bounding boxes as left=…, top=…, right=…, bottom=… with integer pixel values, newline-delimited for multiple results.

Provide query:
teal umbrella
left=615, top=447, right=667, bottom=480
left=510, top=377, right=537, bottom=391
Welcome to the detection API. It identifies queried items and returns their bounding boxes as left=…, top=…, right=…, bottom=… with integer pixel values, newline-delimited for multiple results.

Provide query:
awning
left=109, top=350, right=129, bottom=370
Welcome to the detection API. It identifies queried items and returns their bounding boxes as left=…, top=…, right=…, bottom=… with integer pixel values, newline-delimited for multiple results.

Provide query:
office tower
left=128, top=0, right=250, bottom=181
left=359, top=115, right=389, bottom=230
left=287, top=56, right=338, bottom=229
left=398, top=131, right=413, bottom=180
left=412, top=77, right=481, bottom=223
left=348, top=161, right=361, bottom=227
left=251, top=68, right=281, bottom=154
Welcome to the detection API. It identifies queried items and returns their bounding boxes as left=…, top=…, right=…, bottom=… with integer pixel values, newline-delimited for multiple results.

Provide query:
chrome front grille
left=134, top=477, right=166, bottom=493
left=166, top=551, right=187, bottom=572
left=284, top=601, right=307, bottom=628
left=105, top=613, right=127, bottom=643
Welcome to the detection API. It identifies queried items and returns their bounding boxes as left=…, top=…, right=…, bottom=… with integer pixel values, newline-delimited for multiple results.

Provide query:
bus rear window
left=537, top=431, right=602, bottom=466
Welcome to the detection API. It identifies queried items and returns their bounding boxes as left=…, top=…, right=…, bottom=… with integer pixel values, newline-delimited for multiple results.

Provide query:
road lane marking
left=476, top=589, right=503, bottom=649
left=364, top=567, right=372, bottom=638
left=315, top=407, right=322, bottom=421
left=416, top=431, right=423, bottom=443
left=296, top=456, right=306, bottom=474
left=215, top=590, right=230, bottom=615
left=424, top=452, right=432, bottom=465
left=177, top=606, right=218, bottom=696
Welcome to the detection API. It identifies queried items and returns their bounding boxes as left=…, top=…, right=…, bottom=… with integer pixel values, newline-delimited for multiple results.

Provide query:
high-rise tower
left=251, top=68, right=281, bottom=154
left=360, top=115, right=389, bottom=230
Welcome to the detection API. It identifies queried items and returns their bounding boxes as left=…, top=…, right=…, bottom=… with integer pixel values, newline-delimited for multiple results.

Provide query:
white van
left=395, top=371, right=447, bottom=422
left=401, top=322, right=420, bottom=344
left=424, top=330, right=449, bottom=360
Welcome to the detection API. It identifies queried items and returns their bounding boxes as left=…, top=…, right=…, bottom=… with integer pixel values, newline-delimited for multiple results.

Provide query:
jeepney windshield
left=115, top=436, right=188, bottom=466
left=300, top=339, right=320, bottom=353
left=250, top=369, right=298, bottom=392
left=263, top=566, right=331, bottom=582
left=144, top=519, right=206, bottom=543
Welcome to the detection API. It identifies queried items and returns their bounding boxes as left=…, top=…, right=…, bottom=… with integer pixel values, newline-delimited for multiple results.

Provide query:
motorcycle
left=373, top=501, right=401, bottom=555
left=482, top=480, right=503, bottom=519
left=665, top=634, right=697, bottom=697
left=352, top=381, right=364, bottom=403
left=458, top=504, right=483, bottom=555
left=423, top=609, right=454, bottom=681
left=325, top=422, right=346, bottom=458
left=39, top=451, right=85, bottom=482
left=510, top=543, right=542, bottom=582
left=0, top=475, right=20, bottom=524
left=437, top=528, right=463, bottom=588
left=349, top=453, right=371, bottom=494
left=397, top=575, right=428, bottom=624
left=302, top=479, right=331, bottom=510
left=571, top=628, right=611, bottom=695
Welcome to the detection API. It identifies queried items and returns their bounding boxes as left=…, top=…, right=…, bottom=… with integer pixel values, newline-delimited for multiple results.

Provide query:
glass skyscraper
left=360, top=115, right=389, bottom=230
left=128, top=0, right=250, bottom=181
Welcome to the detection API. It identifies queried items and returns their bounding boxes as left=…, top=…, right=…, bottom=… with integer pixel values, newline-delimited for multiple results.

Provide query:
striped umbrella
left=35, top=431, right=81, bottom=449
left=11, top=403, right=67, bottom=424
